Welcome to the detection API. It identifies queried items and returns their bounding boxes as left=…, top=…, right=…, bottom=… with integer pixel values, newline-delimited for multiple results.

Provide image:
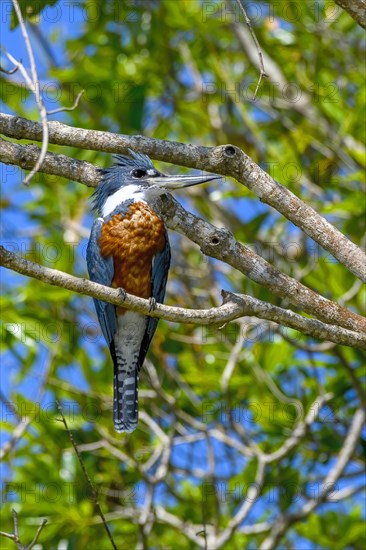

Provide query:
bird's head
left=92, top=150, right=220, bottom=217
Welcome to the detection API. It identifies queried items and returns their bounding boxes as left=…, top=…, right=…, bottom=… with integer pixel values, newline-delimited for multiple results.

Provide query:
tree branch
left=263, top=393, right=333, bottom=463
left=158, top=194, right=366, bottom=333
left=1, top=245, right=365, bottom=349
left=0, top=509, right=47, bottom=550
left=7, top=1, right=49, bottom=185
left=1, top=113, right=365, bottom=282
left=260, top=407, right=366, bottom=549
left=47, top=89, right=85, bottom=116
left=0, top=352, right=52, bottom=460
left=213, top=459, right=266, bottom=548
left=234, top=0, right=268, bottom=98
left=334, top=0, right=366, bottom=30
left=1, top=138, right=365, bottom=335
left=0, top=136, right=97, bottom=186
left=56, top=401, right=117, bottom=550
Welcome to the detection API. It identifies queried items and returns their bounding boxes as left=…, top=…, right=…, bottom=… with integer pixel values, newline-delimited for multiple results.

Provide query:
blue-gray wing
left=86, top=217, right=117, bottom=345
left=138, top=233, right=171, bottom=367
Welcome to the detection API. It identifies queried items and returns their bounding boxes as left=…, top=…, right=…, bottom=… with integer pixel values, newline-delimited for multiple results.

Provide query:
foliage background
left=1, top=1, right=365, bottom=548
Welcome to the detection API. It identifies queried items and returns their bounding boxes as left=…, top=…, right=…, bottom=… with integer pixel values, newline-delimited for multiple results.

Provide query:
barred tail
left=111, top=344, right=139, bottom=433
left=110, top=312, right=147, bottom=433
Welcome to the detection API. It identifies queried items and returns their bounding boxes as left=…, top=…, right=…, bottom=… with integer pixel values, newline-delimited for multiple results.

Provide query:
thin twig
left=260, top=407, right=366, bottom=550
left=213, top=459, right=266, bottom=547
left=0, top=509, right=47, bottom=550
left=0, top=61, right=21, bottom=74
left=263, top=393, right=333, bottom=463
left=55, top=400, right=118, bottom=550
left=334, top=348, right=366, bottom=410
left=26, top=518, right=48, bottom=550
left=0, top=353, right=53, bottom=460
left=0, top=530, right=16, bottom=541
left=48, top=89, right=85, bottom=115
left=12, top=509, right=19, bottom=541
left=220, top=330, right=245, bottom=391
left=234, top=0, right=268, bottom=99
left=11, top=0, right=49, bottom=185
left=4, top=51, right=34, bottom=89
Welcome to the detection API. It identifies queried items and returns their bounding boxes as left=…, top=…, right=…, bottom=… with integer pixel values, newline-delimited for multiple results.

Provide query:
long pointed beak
left=147, top=173, right=220, bottom=190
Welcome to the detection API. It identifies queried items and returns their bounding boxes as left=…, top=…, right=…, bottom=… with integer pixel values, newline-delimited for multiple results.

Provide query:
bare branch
left=4, top=51, right=34, bottom=90
left=0, top=353, right=52, bottom=460
left=155, top=506, right=204, bottom=546
left=263, top=393, right=333, bottom=463
left=0, top=60, right=22, bottom=74
left=1, top=137, right=365, bottom=334
left=161, top=196, right=366, bottom=333
left=234, top=0, right=268, bottom=99
left=1, top=113, right=365, bottom=282
left=0, top=136, right=97, bottom=186
left=334, top=348, right=366, bottom=409
left=12, top=509, right=19, bottom=541
left=56, top=400, right=118, bottom=550
left=238, top=522, right=271, bottom=535
left=213, top=459, right=266, bottom=548
left=334, top=0, right=366, bottom=30
left=1, top=245, right=365, bottom=349
left=9, top=1, right=49, bottom=186
left=220, top=330, right=245, bottom=391
left=26, top=518, right=48, bottom=550
left=47, top=89, right=85, bottom=116
left=0, top=417, right=32, bottom=461
left=0, top=509, right=47, bottom=550
left=0, top=530, right=16, bottom=542
left=260, top=407, right=366, bottom=549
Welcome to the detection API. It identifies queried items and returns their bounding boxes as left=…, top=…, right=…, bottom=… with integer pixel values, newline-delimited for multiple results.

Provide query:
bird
left=87, top=150, right=219, bottom=433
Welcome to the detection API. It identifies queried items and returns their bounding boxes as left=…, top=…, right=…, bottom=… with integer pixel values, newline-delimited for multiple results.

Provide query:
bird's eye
left=131, top=169, right=147, bottom=179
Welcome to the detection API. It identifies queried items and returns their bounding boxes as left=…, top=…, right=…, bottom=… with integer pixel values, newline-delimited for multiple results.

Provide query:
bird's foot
left=118, top=288, right=127, bottom=301
left=148, top=297, right=157, bottom=312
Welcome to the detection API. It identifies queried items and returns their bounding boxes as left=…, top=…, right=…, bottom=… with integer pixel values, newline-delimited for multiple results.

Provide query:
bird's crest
left=108, top=150, right=154, bottom=171
left=91, top=149, right=154, bottom=213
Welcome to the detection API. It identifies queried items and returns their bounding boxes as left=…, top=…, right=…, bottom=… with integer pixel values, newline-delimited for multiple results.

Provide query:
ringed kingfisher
left=87, top=150, right=219, bottom=433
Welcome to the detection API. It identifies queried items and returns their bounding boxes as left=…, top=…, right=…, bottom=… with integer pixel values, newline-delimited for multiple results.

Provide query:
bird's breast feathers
left=99, top=201, right=166, bottom=305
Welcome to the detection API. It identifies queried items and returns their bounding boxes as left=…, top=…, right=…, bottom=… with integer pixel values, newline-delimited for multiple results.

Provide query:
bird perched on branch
left=87, top=150, right=219, bottom=433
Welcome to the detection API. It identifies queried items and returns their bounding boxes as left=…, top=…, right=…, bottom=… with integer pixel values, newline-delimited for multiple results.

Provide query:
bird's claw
left=119, top=288, right=127, bottom=301
left=148, top=297, right=157, bottom=312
